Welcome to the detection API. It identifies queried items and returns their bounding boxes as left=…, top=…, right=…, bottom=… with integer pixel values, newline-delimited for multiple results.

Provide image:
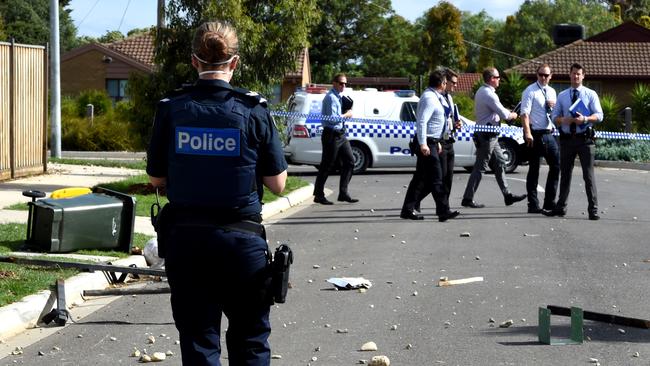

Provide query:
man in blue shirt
left=461, top=67, right=526, bottom=208
left=543, top=63, right=603, bottom=220
left=313, top=73, right=357, bottom=205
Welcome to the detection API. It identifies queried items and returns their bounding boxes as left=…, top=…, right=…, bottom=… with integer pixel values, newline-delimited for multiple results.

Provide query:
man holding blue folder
left=543, top=63, right=603, bottom=220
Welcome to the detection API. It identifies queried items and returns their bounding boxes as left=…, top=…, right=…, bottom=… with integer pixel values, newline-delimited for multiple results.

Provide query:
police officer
left=400, top=70, right=460, bottom=222
left=146, top=21, right=288, bottom=365
left=461, top=67, right=526, bottom=208
left=520, top=63, right=560, bottom=213
left=313, top=73, right=358, bottom=205
left=543, top=63, right=603, bottom=220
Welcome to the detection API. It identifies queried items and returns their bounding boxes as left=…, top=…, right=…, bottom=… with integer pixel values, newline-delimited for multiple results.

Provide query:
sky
left=68, top=0, right=526, bottom=38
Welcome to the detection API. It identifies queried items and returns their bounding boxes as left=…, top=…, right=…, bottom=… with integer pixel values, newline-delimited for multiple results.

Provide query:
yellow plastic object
left=50, top=187, right=92, bottom=199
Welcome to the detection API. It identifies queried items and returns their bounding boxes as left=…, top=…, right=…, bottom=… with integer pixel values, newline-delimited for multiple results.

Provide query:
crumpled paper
left=327, top=277, right=372, bottom=289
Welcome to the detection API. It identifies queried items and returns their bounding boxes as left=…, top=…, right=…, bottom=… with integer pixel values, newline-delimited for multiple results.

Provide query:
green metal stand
left=538, top=306, right=584, bottom=345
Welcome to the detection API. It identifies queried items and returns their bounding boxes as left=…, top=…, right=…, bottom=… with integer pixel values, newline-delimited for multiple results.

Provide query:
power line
left=117, top=0, right=133, bottom=33
left=76, top=0, right=101, bottom=28
left=463, top=39, right=537, bottom=64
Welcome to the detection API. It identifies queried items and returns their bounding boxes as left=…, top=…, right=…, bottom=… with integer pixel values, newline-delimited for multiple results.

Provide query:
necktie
left=570, top=89, right=577, bottom=135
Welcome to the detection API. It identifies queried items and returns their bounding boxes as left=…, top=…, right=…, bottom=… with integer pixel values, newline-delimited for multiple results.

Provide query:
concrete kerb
left=0, top=183, right=315, bottom=342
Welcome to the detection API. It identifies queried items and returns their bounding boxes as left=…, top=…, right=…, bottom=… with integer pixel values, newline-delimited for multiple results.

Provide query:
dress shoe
left=337, top=195, right=359, bottom=203
left=528, top=207, right=542, bottom=214
left=314, top=196, right=333, bottom=205
left=589, top=212, right=600, bottom=220
left=461, top=199, right=485, bottom=208
left=504, top=193, right=527, bottom=206
left=438, top=210, right=460, bottom=222
left=541, top=208, right=566, bottom=217
left=400, top=211, right=424, bottom=220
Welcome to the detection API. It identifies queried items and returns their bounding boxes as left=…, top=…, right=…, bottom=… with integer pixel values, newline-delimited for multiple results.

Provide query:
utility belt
left=532, top=129, right=553, bottom=136
left=151, top=201, right=293, bottom=305
left=475, top=131, right=498, bottom=138
left=559, top=126, right=595, bottom=141
left=408, top=136, right=447, bottom=156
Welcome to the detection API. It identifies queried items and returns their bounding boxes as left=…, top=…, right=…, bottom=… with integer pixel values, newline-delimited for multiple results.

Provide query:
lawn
left=0, top=223, right=153, bottom=307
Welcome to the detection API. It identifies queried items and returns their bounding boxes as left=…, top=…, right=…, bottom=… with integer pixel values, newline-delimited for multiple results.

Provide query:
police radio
left=271, top=244, right=293, bottom=303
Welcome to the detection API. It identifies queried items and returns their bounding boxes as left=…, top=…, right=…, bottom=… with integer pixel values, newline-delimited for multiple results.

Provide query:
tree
left=127, top=0, right=320, bottom=146
left=494, top=0, right=619, bottom=70
left=308, top=0, right=394, bottom=82
left=360, top=15, right=420, bottom=77
left=0, top=0, right=77, bottom=51
left=419, top=1, right=467, bottom=72
left=477, top=28, right=495, bottom=72
left=97, top=30, right=125, bottom=44
left=461, top=10, right=503, bottom=72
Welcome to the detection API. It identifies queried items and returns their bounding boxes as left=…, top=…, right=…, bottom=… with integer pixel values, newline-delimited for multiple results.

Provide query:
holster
left=151, top=203, right=171, bottom=258
left=270, top=244, right=293, bottom=304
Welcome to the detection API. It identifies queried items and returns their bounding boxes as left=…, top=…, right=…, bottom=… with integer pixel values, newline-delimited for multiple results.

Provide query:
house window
left=106, top=79, right=128, bottom=102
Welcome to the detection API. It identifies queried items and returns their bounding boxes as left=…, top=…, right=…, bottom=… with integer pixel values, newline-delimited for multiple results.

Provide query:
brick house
left=61, top=34, right=155, bottom=101
left=506, top=21, right=650, bottom=106
left=61, top=34, right=312, bottom=103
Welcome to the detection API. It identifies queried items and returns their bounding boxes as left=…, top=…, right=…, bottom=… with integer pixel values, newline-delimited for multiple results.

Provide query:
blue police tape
left=270, top=111, right=650, bottom=141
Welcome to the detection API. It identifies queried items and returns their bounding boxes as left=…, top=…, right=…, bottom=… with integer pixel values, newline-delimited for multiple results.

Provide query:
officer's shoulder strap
left=158, top=84, right=194, bottom=109
left=232, top=87, right=268, bottom=108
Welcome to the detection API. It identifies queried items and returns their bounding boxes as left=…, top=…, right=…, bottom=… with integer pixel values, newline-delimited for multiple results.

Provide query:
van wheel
left=351, top=142, right=370, bottom=174
left=499, top=140, right=519, bottom=173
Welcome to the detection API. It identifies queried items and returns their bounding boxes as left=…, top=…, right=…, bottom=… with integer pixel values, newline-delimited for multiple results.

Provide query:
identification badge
left=175, top=127, right=240, bottom=156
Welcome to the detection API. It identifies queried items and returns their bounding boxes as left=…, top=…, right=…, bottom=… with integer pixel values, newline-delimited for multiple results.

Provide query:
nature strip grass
left=0, top=223, right=153, bottom=307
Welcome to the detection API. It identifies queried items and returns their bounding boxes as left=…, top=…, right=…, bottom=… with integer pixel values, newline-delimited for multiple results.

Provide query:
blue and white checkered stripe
left=271, top=111, right=650, bottom=141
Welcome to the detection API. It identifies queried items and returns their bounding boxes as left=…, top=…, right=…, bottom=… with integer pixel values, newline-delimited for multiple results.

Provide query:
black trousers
left=414, top=141, right=454, bottom=210
left=402, top=141, right=449, bottom=216
left=313, top=128, right=354, bottom=198
left=557, top=135, right=598, bottom=214
left=526, top=132, right=560, bottom=210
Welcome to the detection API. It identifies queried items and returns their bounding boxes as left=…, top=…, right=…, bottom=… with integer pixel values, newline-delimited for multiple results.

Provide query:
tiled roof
left=106, top=33, right=156, bottom=69
left=284, top=47, right=308, bottom=79
left=507, top=40, right=650, bottom=78
left=457, top=73, right=481, bottom=93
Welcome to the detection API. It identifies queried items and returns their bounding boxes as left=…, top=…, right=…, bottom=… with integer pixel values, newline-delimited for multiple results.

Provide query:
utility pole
left=49, top=0, right=61, bottom=158
left=156, top=0, right=165, bottom=54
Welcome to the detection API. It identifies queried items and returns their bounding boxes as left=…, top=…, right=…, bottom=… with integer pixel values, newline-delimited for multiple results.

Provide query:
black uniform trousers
left=556, top=134, right=598, bottom=215
left=402, top=140, right=450, bottom=216
left=313, top=127, right=354, bottom=198
left=165, top=218, right=271, bottom=366
left=414, top=140, right=454, bottom=211
left=526, top=131, right=560, bottom=210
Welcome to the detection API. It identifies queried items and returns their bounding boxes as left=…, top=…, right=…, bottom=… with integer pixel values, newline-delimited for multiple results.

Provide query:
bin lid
left=38, top=193, right=122, bottom=210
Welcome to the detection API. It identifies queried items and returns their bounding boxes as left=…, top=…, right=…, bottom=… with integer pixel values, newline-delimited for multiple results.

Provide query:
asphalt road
left=2, top=165, right=649, bottom=366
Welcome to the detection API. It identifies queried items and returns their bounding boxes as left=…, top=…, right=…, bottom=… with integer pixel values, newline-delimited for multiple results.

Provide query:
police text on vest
left=175, top=127, right=240, bottom=156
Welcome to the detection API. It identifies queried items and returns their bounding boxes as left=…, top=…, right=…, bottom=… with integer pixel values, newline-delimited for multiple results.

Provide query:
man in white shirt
left=520, top=64, right=560, bottom=213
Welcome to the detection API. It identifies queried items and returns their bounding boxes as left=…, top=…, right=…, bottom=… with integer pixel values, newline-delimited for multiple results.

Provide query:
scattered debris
left=633, top=352, right=640, bottom=357
left=139, top=354, right=152, bottom=363
left=438, top=276, right=484, bottom=287
left=390, top=325, right=398, bottom=330
left=10, top=347, right=23, bottom=355
left=523, top=233, right=539, bottom=237
left=360, top=341, right=378, bottom=351
left=131, top=348, right=142, bottom=357
left=405, top=344, right=413, bottom=350
left=618, top=328, right=626, bottom=334
left=313, top=265, right=321, bottom=269
left=460, top=232, right=471, bottom=237
left=336, top=329, right=348, bottom=333
left=488, top=318, right=495, bottom=323
left=77, top=334, right=83, bottom=338
left=499, top=319, right=514, bottom=328
left=474, top=256, right=480, bottom=260
left=412, top=291, right=418, bottom=296
left=327, top=277, right=372, bottom=289
left=110, top=336, right=117, bottom=341
left=314, top=346, right=321, bottom=352
left=311, top=356, right=318, bottom=362
left=368, top=355, right=390, bottom=366
left=271, top=354, right=282, bottom=359
left=589, top=358, right=599, bottom=363
left=151, top=352, right=166, bottom=361
left=146, top=335, right=156, bottom=344
left=38, top=351, right=45, bottom=356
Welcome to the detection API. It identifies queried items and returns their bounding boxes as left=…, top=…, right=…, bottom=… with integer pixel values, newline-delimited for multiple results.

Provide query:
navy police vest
left=165, top=89, right=259, bottom=211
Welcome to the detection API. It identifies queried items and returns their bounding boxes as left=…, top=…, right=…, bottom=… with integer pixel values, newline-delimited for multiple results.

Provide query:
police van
left=283, top=87, right=525, bottom=174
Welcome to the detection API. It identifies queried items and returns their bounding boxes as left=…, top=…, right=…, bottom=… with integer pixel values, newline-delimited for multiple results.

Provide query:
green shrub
left=454, top=93, right=475, bottom=121
left=76, top=90, right=113, bottom=117
left=497, top=71, right=527, bottom=110
left=596, top=139, right=650, bottom=162
left=631, top=82, right=650, bottom=133
left=599, top=93, right=621, bottom=132
left=62, top=115, right=137, bottom=151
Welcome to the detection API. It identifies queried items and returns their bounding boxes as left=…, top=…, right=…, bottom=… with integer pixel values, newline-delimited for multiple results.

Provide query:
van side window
left=400, top=102, right=417, bottom=122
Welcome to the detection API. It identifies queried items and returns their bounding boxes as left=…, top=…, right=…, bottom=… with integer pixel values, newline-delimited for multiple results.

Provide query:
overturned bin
left=26, top=187, right=136, bottom=253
